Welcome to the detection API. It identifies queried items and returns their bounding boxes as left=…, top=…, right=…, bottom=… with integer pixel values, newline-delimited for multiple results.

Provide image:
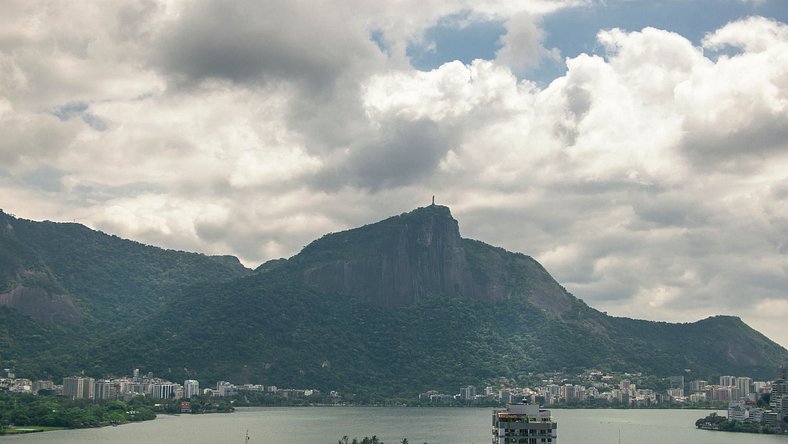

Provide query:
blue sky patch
left=51, top=101, right=89, bottom=121
left=404, top=0, right=788, bottom=84
left=49, top=101, right=107, bottom=131
left=541, top=0, right=788, bottom=67
left=370, top=29, right=390, bottom=57
left=407, top=13, right=506, bottom=71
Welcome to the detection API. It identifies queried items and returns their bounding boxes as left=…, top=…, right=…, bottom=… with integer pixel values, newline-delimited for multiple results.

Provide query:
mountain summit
left=284, top=205, right=574, bottom=315
left=291, top=205, right=475, bottom=307
left=1, top=207, right=787, bottom=392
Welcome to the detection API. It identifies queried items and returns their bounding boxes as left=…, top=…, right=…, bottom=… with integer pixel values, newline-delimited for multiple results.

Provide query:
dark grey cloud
left=680, top=111, right=788, bottom=172
left=152, top=0, right=388, bottom=159
left=154, top=0, right=383, bottom=92
left=313, top=118, right=454, bottom=191
left=629, top=192, right=711, bottom=229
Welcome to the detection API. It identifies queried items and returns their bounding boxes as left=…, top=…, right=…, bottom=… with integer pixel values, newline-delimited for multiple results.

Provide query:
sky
left=1, top=0, right=788, bottom=348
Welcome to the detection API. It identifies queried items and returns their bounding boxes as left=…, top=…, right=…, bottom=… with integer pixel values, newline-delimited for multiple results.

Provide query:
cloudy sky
left=2, top=0, right=788, bottom=347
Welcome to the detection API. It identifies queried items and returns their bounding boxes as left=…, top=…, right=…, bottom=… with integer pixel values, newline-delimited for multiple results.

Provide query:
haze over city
left=1, top=0, right=788, bottom=347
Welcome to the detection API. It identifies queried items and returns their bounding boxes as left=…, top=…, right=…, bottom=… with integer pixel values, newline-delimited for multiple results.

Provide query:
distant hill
left=1, top=206, right=786, bottom=393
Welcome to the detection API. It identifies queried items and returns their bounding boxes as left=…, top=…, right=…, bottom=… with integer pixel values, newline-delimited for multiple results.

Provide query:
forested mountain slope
left=93, top=206, right=788, bottom=393
left=0, top=209, right=250, bottom=377
left=1, top=206, right=785, bottom=390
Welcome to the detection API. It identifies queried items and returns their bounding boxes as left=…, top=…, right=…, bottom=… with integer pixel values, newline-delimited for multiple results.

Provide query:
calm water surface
left=4, top=407, right=786, bottom=444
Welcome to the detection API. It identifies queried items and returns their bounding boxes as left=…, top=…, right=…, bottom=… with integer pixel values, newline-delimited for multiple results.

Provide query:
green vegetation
left=0, top=211, right=249, bottom=324
left=0, top=392, right=235, bottom=434
left=92, top=271, right=787, bottom=397
left=695, top=413, right=775, bottom=434
left=0, top=210, right=250, bottom=380
left=0, top=392, right=156, bottom=432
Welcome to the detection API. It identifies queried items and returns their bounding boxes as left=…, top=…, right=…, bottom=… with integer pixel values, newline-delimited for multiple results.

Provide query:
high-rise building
left=82, top=377, right=95, bottom=400
left=669, top=376, right=685, bottom=391
left=772, top=378, right=788, bottom=398
left=689, top=380, right=707, bottom=393
left=184, top=380, right=200, bottom=399
left=720, top=376, right=736, bottom=387
left=753, top=381, right=770, bottom=393
left=62, top=376, right=96, bottom=400
left=94, top=379, right=116, bottom=400
left=62, top=377, right=81, bottom=399
left=771, top=365, right=788, bottom=433
left=151, top=382, right=181, bottom=399
left=492, top=402, right=557, bottom=444
left=460, top=385, right=476, bottom=401
left=216, top=381, right=236, bottom=397
left=736, top=377, right=752, bottom=398
left=32, top=380, right=54, bottom=394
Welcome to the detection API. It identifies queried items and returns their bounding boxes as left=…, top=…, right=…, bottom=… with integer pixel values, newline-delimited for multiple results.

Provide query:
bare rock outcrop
left=0, top=285, right=83, bottom=325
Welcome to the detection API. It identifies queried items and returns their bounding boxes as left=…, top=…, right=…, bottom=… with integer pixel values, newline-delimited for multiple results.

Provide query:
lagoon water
left=4, top=407, right=786, bottom=444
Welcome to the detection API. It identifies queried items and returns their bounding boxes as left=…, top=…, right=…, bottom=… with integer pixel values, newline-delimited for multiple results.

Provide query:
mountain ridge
left=0, top=206, right=786, bottom=391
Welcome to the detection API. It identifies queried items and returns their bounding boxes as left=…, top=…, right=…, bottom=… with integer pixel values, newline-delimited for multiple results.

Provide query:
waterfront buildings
left=58, top=372, right=185, bottom=401
left=94, top=379, right=116, bottom=400
left=723, top=364, right=788, bottom=433
left=492, top=402, right=557, bottom=444
left=151, top=382, right=178, bottom=399
left=460, top=385, right=477, bottom=401
left=771, top=364, right=788, bottom=432
left=63, top=376, right=95, bottom=399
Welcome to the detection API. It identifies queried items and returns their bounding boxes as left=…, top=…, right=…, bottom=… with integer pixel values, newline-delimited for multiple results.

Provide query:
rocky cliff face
left=291, top=205, right=577, bottom=314
left=294, top=205, right=470, bottom=307
left=0, top=285, right=82, bottom=325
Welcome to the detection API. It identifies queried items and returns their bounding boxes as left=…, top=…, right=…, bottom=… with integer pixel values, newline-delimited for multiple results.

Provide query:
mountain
left=0, top=209, right=251, bottom=376
left=94, top=205, right=787, bottom=393
left=283, top=205, right=572, bottom=315
left=1, top=206, right=786, bottom=394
